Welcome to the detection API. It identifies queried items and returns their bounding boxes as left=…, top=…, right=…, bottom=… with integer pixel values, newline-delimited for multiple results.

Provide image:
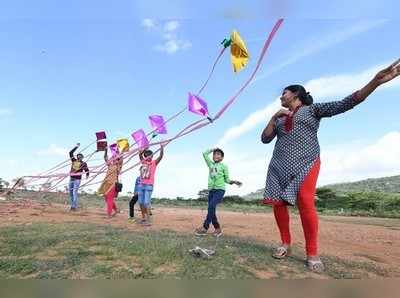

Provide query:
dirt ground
left=1, top=199, right=400, bottom=277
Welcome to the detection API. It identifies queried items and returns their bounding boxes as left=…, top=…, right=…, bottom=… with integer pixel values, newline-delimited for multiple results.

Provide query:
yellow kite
left=117, top=138, right=130, bottom=153
left=230, top=30, right=249, bottom=73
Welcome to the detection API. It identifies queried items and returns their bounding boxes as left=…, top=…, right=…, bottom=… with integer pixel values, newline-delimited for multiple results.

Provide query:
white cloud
left=141, top=18, right=156, bottom=30
left=176, top=131, right=400, bottom=198
left=217, top=100, right=281, bottom=147
left=141, top=18, right=191, bottom=55
left=0, top=108, right=13, bottom=116
left=163, top=32, right=174, bottom=40
left=117, top=148, right=271, bottom=199
left=164, top=20, right=180, bottom=32
left=69, top=132, right=400, bottom=199
left=218, top=61, right=400, bottom=146
left=228, top=131, right=400, bottom=196
left=255, top=19, right=387, bottom=81
left=319, top=131, right=400, bottom=186
left=155, top=39, right=192, bottom=55
left=37, top=144, right=68, bottom=157
left=304, top=63, right=400, bottom=98
left=115, top=151, right=207, bottom=199
left=218, top=20, right=391, bottom=145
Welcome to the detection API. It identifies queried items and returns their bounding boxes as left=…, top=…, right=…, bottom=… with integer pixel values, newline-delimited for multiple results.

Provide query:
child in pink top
left=137, top=145, right=164, bottom=225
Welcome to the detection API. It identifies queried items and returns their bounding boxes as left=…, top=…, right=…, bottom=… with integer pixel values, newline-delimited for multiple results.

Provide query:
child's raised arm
left=69, top=143, right=80, bottom=160
left=202, top=149, right=214, bottom=168
left=103, top=148, right=108, bottom=163
left=156, top=145, right=164, bottom=165
left=139, top=150, right=145, bottom=161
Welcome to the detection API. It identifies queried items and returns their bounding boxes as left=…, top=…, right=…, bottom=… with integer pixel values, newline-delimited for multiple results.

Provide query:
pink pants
left=105, top=186, right=118, bottom=216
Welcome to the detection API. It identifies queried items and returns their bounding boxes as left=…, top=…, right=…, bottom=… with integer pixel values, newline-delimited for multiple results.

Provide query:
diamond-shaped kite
left=149, top=115, right=167, bottom=134
left=131, top=129, right=149, bottom=149
left=188, top=93, right=209, bottom=117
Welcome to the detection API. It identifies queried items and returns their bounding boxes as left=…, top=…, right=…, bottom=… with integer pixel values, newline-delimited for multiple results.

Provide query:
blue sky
left=1, top=1, right=400, bottom=198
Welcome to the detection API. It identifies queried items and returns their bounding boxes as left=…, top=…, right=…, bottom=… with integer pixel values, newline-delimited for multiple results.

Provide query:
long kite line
left=17, top=19, right=284, bottom=194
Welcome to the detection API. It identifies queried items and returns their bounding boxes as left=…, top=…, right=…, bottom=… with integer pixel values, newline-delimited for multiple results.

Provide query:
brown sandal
left=272, top=246, right=291, bottom=259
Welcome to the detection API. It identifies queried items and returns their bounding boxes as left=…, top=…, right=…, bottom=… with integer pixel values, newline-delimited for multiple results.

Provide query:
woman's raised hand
left=373, top=58, right=400, bottom=86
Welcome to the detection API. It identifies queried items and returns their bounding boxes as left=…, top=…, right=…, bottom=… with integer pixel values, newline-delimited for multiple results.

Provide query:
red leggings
left=105, top=186, right=118, bottom=216
left=273, top=159, right=321, bottom=256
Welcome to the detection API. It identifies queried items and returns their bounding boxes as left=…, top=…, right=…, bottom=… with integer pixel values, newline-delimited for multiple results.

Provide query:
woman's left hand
left=373, top=59, right=400, bottom=85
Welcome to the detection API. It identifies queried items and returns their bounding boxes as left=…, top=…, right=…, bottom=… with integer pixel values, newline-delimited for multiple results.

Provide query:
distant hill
left=244, top=175, right=400, bottom=200
left=322, top=175, right=400, bottom=194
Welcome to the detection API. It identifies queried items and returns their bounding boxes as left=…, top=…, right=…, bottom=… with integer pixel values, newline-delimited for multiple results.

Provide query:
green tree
left=224, top=195, right=245, bottom=204
left=197, top=189, right=209, bottom=201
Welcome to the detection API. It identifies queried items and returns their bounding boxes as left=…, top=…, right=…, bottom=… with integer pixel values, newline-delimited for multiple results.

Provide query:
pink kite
left=188, top=93, right=209, bottom=117
left=96, top=131, right=107, bottom=140
left=149, top=115, right=167, bottom=134
left=131, top=129, right=149, bottom=149
left=110, top=143, right=119, bottom=157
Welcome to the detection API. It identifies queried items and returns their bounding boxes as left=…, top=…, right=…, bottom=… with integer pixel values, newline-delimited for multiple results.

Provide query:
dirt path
left=1, top=199, right=400, bottom=276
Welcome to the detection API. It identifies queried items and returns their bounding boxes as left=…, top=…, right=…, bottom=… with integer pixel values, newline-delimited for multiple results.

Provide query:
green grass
left=11, top=189, right=400, bottom=218
left=0, top=223, right=392, bottom=279
left=153, top=199, right=272, bottom=213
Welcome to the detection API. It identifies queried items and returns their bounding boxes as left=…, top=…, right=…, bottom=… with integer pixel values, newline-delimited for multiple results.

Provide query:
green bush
left=316, top=188, right=400, bottom=216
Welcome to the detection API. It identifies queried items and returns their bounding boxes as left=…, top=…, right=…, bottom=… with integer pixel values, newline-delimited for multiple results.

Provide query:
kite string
left=47, top=176, right=68, bottom=191
left=143, top=46, right=226, bottom=139
left=117, top=19, right=285, bottom=181
left=24, top=140, right=98, bottom=185
left=23, top=34, right=227, bottom=186
left=81, top=118, right=210, bottom=189
left=22, top=19, right=284, bottom=195
left=134, top=46, right=226, bottom=142
left=197, top=47, right=226, bottom=96
left=41, top=152, right=109, bottom=191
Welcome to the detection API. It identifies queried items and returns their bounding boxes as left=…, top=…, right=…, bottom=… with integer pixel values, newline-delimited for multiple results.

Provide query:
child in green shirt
left=195, top=148, right=242, bottom=237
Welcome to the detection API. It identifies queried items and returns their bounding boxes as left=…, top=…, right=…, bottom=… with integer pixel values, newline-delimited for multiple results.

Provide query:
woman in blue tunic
left=261, top=59, right=400, bottom=272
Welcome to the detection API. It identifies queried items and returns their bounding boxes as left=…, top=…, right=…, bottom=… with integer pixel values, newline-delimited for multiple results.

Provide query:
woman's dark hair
left=213, top=148, right=224, bottom=158
left=143, top=150, right=153, bottom=158
left=284, top=84, right=313, bottom=106
left=77, top=153, right=84, bottom=159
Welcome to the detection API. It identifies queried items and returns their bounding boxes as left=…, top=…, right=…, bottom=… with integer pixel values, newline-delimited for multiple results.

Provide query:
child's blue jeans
left=138, top=184, right=153, bottom=208
left=203, top=189, right=225, bottom=230
left=69, top=179, right=81, bottom=209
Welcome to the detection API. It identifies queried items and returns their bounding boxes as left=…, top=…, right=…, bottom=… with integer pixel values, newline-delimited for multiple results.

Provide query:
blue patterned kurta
left=264, top=93, right=360, bottom=205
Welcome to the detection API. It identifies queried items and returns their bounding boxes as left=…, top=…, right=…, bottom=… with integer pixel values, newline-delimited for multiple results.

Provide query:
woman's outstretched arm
left=356, top=58, right=400, bottom=102
left=311, top=59, right=400, bottom=119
